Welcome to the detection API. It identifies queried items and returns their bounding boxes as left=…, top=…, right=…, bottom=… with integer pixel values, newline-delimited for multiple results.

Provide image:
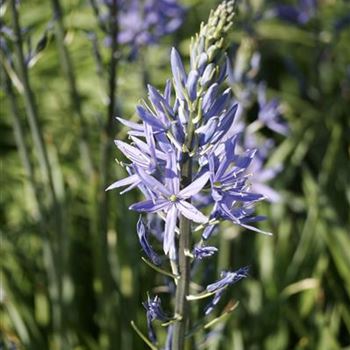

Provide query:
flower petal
left=165, top=151, right=179, bottom=195
left=130, top=199, right=170, bottom=213
left=171, top=48, right=187, bottom=89
left=178, top=172, right=210, bottom=199
left=205, top=88, right=232, bottom=120
left=163, top=205, right=178, bottom=256
left=137, top=217, right=161, bottom=265
left=240, top=223, right=273, bottom=236
left=105, top=174, right=139, bottom=191
left=117, top=117, right=144, bottom=131
left=202, top=83, right=219, bottom=113
left=196, top=117, right=219, bottom=146
left=210, top=103, right=238, bottom=144
left=186, top=69, right=199, bottom=101
left=115, top=140, right=150, bottom=168
left=177, top=200, right=208, bottom=223
left=137, top=105, right=165, bottom=130
left=136, top=168, right=172, bottom=197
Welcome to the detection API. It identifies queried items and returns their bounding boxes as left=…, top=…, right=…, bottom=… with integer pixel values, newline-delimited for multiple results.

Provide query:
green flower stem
left=130, top=321, right=159, bottom=350
left=4, top=65, right=62, bottom=349
left=10, top=0, right=57, bottom=206
left=50, top=0, right=95, bottom=177
left=94, top=1, right=121, bottom=348
left=88, top=0, right=108, bottom=32
left=9, top=2, right=66, bottom=348
left=172, top=115, right=196, bottom=350
left=203, top=301, right=239, bottom=330
left=141, top=257, right=180, bottom=280
left=4, top=70, right=38, bottom=212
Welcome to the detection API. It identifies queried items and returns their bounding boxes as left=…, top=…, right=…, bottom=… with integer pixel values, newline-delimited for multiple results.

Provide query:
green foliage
left=1, top=0, right=349, bottom=349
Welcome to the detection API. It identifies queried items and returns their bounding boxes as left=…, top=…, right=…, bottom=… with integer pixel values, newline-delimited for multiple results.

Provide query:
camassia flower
left=130, top=158, right=209, bottom=259
left=107, top=1, right=276, bottom=346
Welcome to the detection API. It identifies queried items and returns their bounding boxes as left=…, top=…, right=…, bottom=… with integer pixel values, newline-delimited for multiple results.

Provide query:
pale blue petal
left=117, top=117, right=143, bottom=131
left=200, top=63, right=215, bottom=87
left=186, top=69, right=199, bottom=101
left=137, top=105, right=165, bottom=130
left=177, top=201, right=208, bottom=223
left=171, top=48, right=187, bottom=99
left=163, top=205, right=178, bottom=255
left=178, top=172, right=210, bottom=199
left=202, top=83, right=219, bottom=112
left=105, top=173, right=139, bottom=191
left=130, top=199, right=170, bottom=213
left=136, top=168, right=172, bottom=197
left=196, top=117, right=219, bottom=146
left=171, top=48, right=186, bottom=83
left=165, top=151, right=180, bottom=195
left=240, top=223, right=273, bottom=236
left=115, top=140, right=150, bottom=168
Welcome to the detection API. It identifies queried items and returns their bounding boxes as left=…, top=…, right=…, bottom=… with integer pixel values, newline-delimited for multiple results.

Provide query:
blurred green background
left=1, top=0, right=349, bottom=349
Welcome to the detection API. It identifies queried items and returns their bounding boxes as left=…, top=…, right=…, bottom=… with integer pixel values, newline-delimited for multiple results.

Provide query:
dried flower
left=205, top=266, right=249, bottom=315
left=193, top=245, right=218, bottom=260
left=136, top=217, right=161, bottom=265
left=143, top=295, right=170, bottom=343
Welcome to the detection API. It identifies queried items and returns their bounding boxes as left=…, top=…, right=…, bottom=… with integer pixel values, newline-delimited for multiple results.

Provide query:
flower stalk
left=173, top=152, right=193, bottom=349
left=50, top=0, right=95, bottom=177
left=9, top=2, right=66, bottom=348
left=172, top=65, right=201, bottom=347
left=10, top=0, right=57, bottom=202
left=95, top=0, right=121, bottom=348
